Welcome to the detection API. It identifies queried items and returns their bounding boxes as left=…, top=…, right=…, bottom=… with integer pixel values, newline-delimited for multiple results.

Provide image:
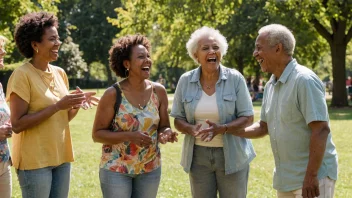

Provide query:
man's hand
left=302, top=174, right=319, bottom=198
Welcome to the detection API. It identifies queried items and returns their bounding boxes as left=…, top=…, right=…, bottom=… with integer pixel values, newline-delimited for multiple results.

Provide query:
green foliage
left=0, top=0, right=60, bottom=60
left=57, top=0, right=122, bottom=83
left=89, top=61, right=108, bottom=81
left=54, top=37, right=88, bottom=78
left=109, top=0, right=238, bottom=72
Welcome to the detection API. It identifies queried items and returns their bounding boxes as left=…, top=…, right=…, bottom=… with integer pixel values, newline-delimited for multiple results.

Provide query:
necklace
left=137, top=81, right=148, bottom=110
left=32, top=64, right=60, bottom=97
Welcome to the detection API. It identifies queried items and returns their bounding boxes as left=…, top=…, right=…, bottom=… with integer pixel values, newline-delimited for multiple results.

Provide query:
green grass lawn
left=9, top=92, right=352, bottom=198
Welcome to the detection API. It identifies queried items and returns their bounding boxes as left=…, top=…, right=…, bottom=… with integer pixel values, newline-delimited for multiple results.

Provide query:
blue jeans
left=16, top=163, right=71, bottom=198
left=190, top=145, right=250, bottom=198
left=99, top=167, right=161, bottom=198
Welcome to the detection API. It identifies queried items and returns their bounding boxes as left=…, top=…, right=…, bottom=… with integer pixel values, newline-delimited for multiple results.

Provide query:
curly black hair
left=14, top=12, right=58, bottom=58
left=109, top=34, right=151, bottom=78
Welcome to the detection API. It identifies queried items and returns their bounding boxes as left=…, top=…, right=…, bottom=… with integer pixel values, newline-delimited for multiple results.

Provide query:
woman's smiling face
left=195, top=36, right=221, bottom=72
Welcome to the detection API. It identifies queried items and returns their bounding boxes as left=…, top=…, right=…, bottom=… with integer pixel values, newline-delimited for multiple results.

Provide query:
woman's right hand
left=56, top=93, right=86, bottom=110
left=131, top=131, right=152, bottom=148
left=0, top=123, right=12, bottom=141
left=185, top=123, right=202, bottom=137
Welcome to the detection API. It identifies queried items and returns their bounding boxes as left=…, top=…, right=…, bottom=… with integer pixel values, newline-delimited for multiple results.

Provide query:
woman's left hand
left=158, top=128, right=178, bottom=144
left=197, top=119, right=226, bottom=142
left=71, top=87, right=100, bottom=109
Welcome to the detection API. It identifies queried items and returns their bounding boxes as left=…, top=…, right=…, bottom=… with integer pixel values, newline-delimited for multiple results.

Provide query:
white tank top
left=194, top=90, right=223, bottom=147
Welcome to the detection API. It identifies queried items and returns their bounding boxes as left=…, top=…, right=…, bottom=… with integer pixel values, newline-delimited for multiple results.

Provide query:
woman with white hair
left=0, top=35, right=12, bottom=198
left=170, top=26, right=255, bottom=198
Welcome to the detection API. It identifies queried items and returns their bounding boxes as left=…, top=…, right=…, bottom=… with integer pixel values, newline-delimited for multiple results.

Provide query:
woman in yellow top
left=7, top=12, right=97, bottom=198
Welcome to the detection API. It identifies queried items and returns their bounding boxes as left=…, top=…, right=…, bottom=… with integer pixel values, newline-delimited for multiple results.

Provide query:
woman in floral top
left=0, top=35, right=12, bottom=198
left=92, top=34, right=178, bottom=198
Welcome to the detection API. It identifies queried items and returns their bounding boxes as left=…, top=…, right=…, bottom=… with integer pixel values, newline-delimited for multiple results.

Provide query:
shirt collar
left=270, top=58, right=297, bottom=84
left=189, top=64, right=228, bottom=83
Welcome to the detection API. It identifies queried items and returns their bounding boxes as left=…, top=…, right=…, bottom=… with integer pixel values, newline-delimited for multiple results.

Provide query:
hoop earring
left=125, top=69, right=129, bottom=78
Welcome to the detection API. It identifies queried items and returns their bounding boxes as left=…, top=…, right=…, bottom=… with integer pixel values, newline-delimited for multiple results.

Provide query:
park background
left=0, top=0, right=351, bottom=197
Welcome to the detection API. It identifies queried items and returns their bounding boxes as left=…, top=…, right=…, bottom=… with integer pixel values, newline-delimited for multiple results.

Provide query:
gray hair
left=258, top=24, right=296, bottom=56
left=186, top=26, right=228, bottom=64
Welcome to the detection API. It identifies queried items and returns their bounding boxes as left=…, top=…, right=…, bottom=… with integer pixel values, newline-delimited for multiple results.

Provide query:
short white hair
left=258, top=24, right=296, bottom=56
left=186, top=26, right=228, bottom=64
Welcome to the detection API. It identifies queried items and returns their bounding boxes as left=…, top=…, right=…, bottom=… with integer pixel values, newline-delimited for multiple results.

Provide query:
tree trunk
left=330, top=41, right=348, bottom=107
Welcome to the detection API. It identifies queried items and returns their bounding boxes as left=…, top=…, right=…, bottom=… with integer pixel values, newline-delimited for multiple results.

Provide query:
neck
left=126, top=78, right=147, bottom=91
left=30, top=56, right=49, bottom=71
left=273, top=56, right=293, bottom=79
left=201, top=66, right=219, bottom=81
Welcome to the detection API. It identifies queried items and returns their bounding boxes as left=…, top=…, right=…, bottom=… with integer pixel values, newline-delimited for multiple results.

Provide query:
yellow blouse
left=6, top=62, right=73, bottom=170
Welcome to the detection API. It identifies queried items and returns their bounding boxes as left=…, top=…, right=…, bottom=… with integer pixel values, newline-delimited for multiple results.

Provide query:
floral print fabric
left=0, top=83, right=10, bottom=163
left=100, top=82, right=161, bottom=174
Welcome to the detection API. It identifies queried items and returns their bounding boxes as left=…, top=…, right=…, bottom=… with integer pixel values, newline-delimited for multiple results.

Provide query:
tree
left=54, top=37, right=88, bottom=80
left=0, top=0, right=59, bottom=62
left=108, top=0, right=238, bottom=76
left=268, top=0, right=352, bottom=107
left=57, top=0, right=122, bottom=85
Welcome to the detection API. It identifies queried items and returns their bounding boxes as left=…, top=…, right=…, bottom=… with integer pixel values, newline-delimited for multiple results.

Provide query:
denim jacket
left=170, top=65, right=256, bottom=174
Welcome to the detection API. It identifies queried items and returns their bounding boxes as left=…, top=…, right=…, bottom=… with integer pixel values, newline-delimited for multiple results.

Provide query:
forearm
left=226, top=116, right=253, bottom=135
left=12, top=104, right=59, bottom=133
left=306, top=128, right=329, bottom=177
left=92, top=130, right=132, bottom=144
left=174, top=118, right=193, bottom=134
left=232, top=121, right=268, bottom=139
left=68, top=108, right=80, bottom=121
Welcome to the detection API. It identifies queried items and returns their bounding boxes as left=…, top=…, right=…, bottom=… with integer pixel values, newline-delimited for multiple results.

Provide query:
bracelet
left=223, top=124, right=228, bottom=134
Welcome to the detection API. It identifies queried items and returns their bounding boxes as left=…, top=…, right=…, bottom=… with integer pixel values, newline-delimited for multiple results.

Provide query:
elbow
left=92, top=131, right=100, bottom=143
left=11, top=122, right=23, bottom=134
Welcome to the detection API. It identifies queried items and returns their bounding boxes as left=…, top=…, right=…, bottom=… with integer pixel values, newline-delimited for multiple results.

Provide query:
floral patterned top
left=0, top=83, right=11, bottom=163
left=100, top=81, right=161, bottom=174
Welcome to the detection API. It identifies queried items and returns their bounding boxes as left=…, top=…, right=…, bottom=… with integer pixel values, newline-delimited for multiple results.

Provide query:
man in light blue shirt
left=232, top=24, right=338, bottom=198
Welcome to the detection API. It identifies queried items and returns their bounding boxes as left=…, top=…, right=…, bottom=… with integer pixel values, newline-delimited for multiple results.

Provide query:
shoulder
left=294, top=64, right=324, bottom=89
left=151, top=81, right=167, bottom=98
left=51, top=65, right=66, bottom=75
left=221, top=65, right=246, bottom=82
left=101, top=85, right=118, bottom=104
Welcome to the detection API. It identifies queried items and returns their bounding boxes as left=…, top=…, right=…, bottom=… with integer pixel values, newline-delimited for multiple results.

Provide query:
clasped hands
left=56, top=87, right=100, bottom=110
left=186, top=119, right=227, bottom=142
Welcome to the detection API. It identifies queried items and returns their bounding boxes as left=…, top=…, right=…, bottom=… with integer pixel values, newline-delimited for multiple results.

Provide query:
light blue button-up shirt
left=170, top=65, right=255, bottom=175
left=261, top=59, right=338, bottom=192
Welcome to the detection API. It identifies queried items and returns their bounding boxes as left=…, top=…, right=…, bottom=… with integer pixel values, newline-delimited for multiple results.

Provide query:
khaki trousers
left=277, top=177, right=335, bottom=198
left=0, top=160, right=12, bottom=198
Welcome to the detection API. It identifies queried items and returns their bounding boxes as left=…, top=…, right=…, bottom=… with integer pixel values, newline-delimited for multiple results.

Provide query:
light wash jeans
left=0, top=160, right=12, bottom=198
left=190, top=145, right=250, bottom=198
left=99, top=167, right=161, bottom=198
left=16, top=162, right=71, bottom=198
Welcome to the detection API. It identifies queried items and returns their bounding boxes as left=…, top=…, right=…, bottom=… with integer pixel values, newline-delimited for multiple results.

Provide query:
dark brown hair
left=109, top=34, right=151, bottom=77
left=14, top=11, right=58, bottom=58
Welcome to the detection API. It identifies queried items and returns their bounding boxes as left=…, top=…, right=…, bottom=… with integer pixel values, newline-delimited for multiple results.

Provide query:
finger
left=302, top=188, right=307, bottom=198
left=84, top=92, right=96, bottom=97
left=200, top=133, right=209, bottom=141
left=205, top=119, right=215, bottom=127
left=315, top=187, right=320, bottom=197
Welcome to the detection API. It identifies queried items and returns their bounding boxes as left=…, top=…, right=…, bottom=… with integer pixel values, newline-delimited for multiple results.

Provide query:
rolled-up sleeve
left=235, top=75, right=254, bottom=117
left=170, top=75, right=186, bottom=120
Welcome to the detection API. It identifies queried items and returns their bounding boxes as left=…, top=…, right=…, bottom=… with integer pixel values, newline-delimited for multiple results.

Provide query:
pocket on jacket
left=223, top=93, right=237, bottom=115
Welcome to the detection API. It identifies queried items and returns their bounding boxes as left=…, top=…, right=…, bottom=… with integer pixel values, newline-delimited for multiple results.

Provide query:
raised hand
left=56, top=93, right=86, bottom=110
left=71, top=87, right=100, bottom=109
